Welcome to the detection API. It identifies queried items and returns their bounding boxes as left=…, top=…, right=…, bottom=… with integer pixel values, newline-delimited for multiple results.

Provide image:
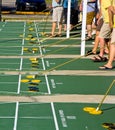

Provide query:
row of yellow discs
left=21, top=57, right=40, bottom=83
left=19, top=34, right=37, bottom=41
left=21, top=75, right=41, bottom=83
left=19, top=22, right=37, bottom=42
left=30, top=57, right=39, bottom=68
left=23, top=47, right=38, bottom=53
left=20, top=22, right=41, bottom=91
left=83, top=107, right=102, bottom=115
left=20, top=25, right=38, bottom=53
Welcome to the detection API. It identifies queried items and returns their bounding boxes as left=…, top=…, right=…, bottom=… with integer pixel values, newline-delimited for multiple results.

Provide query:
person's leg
left=99, top=28, right=115, bottom=69
left=91, top=23, right=111, bottom=62
left=98, top=26, right=111, bottom=57
left=105, top=43, right=115, bottom=68
left=57, top=7, right=63, bottom=35
left=86, top=18, right=103, bottom=55
left=58, top=23, right=62, bottom=35
left=87, top=24, right=92, bottom=38
left=51, top=22, right=57, bottom=36
left=92, top=18, right=104, bottom=53
left=50, top=8, right=58, bottom=36
left=63, top=8, right=67, bottom=31
left=92, top=31, right=100, bottom=53
left=86, top=12, right=95, bottom=39
left=98, top=37, right=105, bottom=57
left=99, top=43, right=115, bottom=69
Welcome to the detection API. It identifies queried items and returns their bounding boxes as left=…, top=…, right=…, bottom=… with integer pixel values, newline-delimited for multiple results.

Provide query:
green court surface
left=43, top=58, right=115, bottom=71
left=0, top=57, right=114, bottom=71
left=0, top=102, right=115, bottom=130
left=0, top=74, right=115, bottom=95
left=0, top=21, right=115, bottom=130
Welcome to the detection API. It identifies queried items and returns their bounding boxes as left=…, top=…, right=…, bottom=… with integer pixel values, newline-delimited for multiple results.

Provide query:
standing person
left=86, top=17, right=104, bottom=55
left=86, top=0, right=104, bottom=55
left=63, top=0, right=78, bottom=31
left=91, top=0, right=112, bottom=62
left=47, top=0, right=64, bottom=37
left=99, top=3, right=115, bottom=70
left=71, top=0, right=79, bottom=30
left=80, top=0, right=98, bottom=40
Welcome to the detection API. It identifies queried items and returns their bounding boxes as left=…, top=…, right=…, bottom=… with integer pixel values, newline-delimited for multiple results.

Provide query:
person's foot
left=56, top=34, right=62, bottom=37
left=99, top=65, right=113, bottom=70
left=86, top=36, right=92, bottom=41
left=91, top=55, right=108, bottom=62
left=86, top=50, right=100, bottom=55
left=45, top=33, right=56, bottom=37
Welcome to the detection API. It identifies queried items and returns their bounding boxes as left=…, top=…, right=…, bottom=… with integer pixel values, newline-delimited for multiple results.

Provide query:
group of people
left=48, top=0, right=115, bottom=70
left=48, top=0, right=79, bottom=37
left=84, top=0, right=115, bottom=70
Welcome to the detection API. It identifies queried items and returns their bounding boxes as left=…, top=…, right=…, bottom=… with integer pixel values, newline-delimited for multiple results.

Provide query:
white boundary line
left=0, top=116, right=52, bottom=119
left=13, top=102, right=19, bottom=130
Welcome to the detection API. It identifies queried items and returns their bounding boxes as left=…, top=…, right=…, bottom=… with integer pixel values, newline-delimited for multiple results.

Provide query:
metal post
left=66, top=0, right=71, bottom=38
left=81, top=0, right=87, bottom=55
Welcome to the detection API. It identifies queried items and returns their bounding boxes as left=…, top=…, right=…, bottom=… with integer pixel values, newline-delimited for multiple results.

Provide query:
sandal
left=99, top=66, right=113, bottom=70
left=91, top=55, right=108, bottom=62
left=86, top=36, right=92, bottom=41
left=86, top=50, right=94, bottom=56
left=45, top=33, right=56, bottom=37
left=56, top=34, right=62, bottom=37
left=86, top=50, right=100, bottom=56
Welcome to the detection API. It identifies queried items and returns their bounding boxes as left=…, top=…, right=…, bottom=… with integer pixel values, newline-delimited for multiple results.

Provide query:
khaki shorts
left=111, top=28, right=115, bottom=44
left=99, top=23, right=111, bottom=39
left=52, top=7, right=63, bottom=23
left=86, top=11, right=95, bottom=25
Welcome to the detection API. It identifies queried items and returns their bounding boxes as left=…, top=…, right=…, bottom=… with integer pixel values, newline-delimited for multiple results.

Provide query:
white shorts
left=52, top=6, right=63, bottom=23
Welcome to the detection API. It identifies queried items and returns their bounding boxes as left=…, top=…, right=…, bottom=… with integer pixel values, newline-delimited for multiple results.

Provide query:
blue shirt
left=63, top=0, right=78, bottom=9
left=87, top=2, right=96, bottom=12
left=83, top=0, right=97, bottom=13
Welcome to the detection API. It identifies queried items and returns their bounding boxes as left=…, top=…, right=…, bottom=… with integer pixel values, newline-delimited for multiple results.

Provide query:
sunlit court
left=0, top=0, right=115, bottom=130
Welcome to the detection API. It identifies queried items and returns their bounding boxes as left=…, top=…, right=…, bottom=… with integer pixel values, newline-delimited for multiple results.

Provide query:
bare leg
left=51, top=22, right=57, bottom=36
left=98, top=37, right=105, bottom=57
left=104, top=43, right=115, bottom=68
left=87, top=24, right=92, bottom=38
left=92, top=31, right=100, bottom=53
left=91, top=37, right=108, bottom=61
left=58, top=23, right=62, bottom=35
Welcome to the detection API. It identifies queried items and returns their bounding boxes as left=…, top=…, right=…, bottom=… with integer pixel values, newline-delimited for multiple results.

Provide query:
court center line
left=34, top=21, right=59, bottom=130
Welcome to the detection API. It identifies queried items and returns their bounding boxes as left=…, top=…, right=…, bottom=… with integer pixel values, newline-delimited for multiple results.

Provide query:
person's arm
left=95, top=0, right=102, bottom=25
left=108, top=6, right=115, bottom=28
left=109, top=6, right=115, bottom=14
